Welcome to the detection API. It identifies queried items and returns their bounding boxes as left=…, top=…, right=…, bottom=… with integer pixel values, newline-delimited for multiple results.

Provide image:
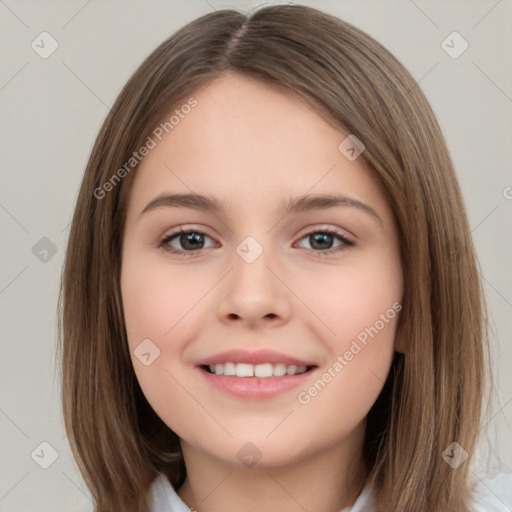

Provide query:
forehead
left=125, top=73, right=389, bottom=222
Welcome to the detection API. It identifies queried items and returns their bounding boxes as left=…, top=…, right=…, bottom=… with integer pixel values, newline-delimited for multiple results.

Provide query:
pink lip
left=198, top=367, right=316, bottom=399
left=196, top=348, right=315, bottom=367
left=195, top=349, right=317, bottom=399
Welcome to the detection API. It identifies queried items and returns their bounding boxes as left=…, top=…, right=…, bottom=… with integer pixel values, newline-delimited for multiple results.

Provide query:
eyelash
left=158, top=227, right=355, bottom=257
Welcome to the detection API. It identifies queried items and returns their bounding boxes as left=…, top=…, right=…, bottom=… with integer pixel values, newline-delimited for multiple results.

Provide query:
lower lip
left=198, top=367, right=315, bottom=399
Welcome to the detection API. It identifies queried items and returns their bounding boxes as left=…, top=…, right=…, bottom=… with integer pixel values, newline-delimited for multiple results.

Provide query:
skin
left=120, top=73, right=403, bottom=512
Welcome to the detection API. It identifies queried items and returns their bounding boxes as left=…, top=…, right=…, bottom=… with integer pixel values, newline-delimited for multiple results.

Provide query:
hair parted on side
left=56, top=4, right=489, bottom=512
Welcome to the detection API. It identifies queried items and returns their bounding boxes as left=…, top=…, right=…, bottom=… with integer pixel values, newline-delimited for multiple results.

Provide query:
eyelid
left=159, top=225, right=218, bottom=252
left=292, top=226, right=355, bottom=256
left=159, top=224, right=355, bottom=257
left=295, top=224, right=354, bottom=242
left=160, top=224, right=214, bottom=240
left=160, top=224, right=354, bottom=242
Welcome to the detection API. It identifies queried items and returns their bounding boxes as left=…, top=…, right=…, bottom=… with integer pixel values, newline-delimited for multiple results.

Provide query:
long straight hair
left=57, top=5, right=489, bottom=511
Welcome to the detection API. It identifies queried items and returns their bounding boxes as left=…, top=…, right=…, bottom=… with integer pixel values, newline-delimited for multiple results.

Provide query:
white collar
left=148, top=472, right=375, bottom=512
left=148, top=469, right=512, bottom=511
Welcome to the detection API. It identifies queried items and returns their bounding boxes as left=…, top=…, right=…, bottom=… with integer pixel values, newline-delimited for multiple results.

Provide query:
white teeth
left=286, top=364, right=297, bottom=375
left=254, top=363, right=273, bottom=378
left=224, top=362, right=236, bottom=376
left=273, top=363, right=287, bottom=376
left=287, top=365, right=307, bottom=375
left=236, top=363, right=254, bottom=377
left=207, top=362, right=309, bottom=377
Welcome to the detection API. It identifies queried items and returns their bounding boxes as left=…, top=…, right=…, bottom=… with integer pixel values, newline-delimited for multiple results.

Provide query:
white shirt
left=148, top=469, right=512, bottom=511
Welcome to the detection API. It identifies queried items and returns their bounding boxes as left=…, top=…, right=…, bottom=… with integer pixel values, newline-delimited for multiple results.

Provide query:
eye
left=295, top=228, right=354, bottom=255
left=159, top=227, right=355, bottom=257
left=159, top=228, right=217, bottom=256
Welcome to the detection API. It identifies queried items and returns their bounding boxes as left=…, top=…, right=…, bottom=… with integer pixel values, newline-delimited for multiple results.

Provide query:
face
left=120, top=73, right=403, bottom=470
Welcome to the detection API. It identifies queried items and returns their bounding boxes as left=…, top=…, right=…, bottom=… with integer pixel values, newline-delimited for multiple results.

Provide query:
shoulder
left=470, top=469, right=512, bottom=512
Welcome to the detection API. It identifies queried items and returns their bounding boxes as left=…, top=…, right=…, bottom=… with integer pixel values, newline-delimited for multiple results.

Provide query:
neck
left=176, top=422, right=368, bottom=512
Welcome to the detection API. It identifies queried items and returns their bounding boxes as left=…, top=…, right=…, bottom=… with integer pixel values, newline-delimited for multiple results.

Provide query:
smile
left=196, top=349, right=318, bottom=399
left=204, top=362, right=310, bottom=377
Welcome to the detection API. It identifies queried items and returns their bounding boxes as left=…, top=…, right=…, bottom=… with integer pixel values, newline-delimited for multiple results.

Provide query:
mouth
left=200, top=362, right=315, bottom=377
left=196, top=349, right=318, bottom=399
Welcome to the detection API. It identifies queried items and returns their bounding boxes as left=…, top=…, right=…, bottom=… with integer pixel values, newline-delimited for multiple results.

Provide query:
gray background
left=0, top=1, right=511, bottom=510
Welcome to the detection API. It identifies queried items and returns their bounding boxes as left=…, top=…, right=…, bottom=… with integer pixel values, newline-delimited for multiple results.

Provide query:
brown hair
left=57, top=4, right=489, bottom=511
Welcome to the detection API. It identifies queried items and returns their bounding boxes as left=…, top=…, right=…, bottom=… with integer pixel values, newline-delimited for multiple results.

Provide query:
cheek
left=297, top=254, right=401, bottom=406
left=120, top=252, right=214, bottom=405
left=120, top=255, right=201, bottom=431
left=121, top=253, right=200, bottom=348
left=308, top=252, right=402, bottom=351
left=295, top=286, right=399, bottom=442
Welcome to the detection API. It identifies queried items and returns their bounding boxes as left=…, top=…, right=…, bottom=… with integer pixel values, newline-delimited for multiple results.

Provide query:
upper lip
left=197, top=349, right=316, bottom=367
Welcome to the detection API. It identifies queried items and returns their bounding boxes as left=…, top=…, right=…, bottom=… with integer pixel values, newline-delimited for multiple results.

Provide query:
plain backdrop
left=0, top=1, right=511, bottom=510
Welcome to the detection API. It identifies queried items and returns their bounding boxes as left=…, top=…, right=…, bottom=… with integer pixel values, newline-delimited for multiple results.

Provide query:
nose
left=216, top=248, right=292, bottom=329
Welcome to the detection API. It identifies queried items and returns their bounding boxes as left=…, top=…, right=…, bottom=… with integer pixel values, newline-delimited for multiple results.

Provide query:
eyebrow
left=139, top=192, right=382, bottom=224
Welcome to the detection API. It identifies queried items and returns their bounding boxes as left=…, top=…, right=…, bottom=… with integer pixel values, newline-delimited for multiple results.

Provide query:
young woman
left=58, top=4, right=512, bottom=511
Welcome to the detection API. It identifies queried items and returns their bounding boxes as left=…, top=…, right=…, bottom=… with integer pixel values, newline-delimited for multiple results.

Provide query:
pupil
left=311, top=233, right=332, bottom=250
left=181, top=232, right=203, bottom=250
